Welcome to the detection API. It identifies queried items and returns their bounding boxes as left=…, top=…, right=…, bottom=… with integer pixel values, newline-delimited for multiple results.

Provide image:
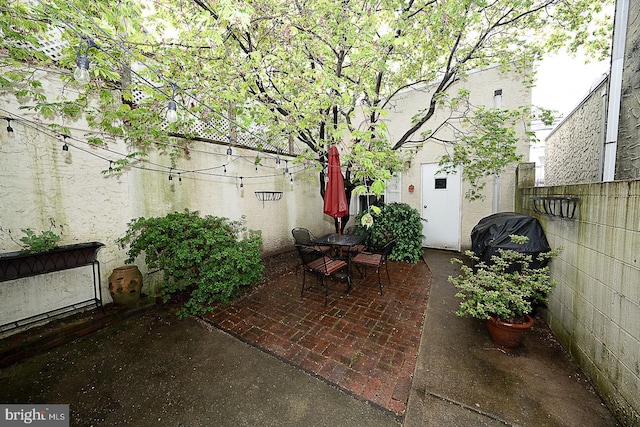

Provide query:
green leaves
left=0, top=0, right=613, bottom=201
left=449, top=236, right=561, bottom=322
left=19, top=228, right=61, bottom=253
left=117, top=210, right=264, bottom=318
left=355, top=202, right=424, bottom=263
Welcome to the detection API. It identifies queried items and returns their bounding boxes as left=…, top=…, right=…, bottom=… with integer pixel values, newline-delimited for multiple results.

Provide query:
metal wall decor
left=255, top=191, right=283, bottom=207
left=532, top=196, right=579, bottom=219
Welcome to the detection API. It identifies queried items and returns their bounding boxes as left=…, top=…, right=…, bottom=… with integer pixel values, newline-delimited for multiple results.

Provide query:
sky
left=532, top=52, right=610, bottom=118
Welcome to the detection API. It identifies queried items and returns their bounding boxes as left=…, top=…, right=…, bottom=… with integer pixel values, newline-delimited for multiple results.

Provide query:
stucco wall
left=0, top=70, right=328, bottom=324
left=383, top=65, right=531, bottom=249
left=544, top=78, right=607, bottom=186
left=518, top=181, right=640, bottom=426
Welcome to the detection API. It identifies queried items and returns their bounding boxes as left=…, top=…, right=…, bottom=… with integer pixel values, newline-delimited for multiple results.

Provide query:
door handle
left=423, top=205, right=427, bottom=209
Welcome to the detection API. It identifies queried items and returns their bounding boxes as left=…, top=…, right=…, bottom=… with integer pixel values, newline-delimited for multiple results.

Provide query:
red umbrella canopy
left=323, top=145, right=349, bottom=220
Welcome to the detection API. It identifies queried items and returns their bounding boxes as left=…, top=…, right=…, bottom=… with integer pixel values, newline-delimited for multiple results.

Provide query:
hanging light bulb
left=239, top=176, right=244, bottom=188
left=74, top=38, right=98, bottom=85
left=164, top=83, right=180, bottom=123
left=74, top=54, right=91, bottom=84
left=275, top=155, right=281, bottom=169
left=226, top=146, right=233, bottom=162
left=284, top=160, right=289, bottom=174
left=223, top=164, right=227, bottom=173
left=166, top=99, right=178, bottom=123
left=290, top=173, right=294, bottom=188
left=6, top=118, right=14, bottom=134
left=62, top=135, right=69, bottom=151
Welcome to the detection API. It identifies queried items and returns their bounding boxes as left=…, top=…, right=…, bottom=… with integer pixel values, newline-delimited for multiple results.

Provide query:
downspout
left=493, top=89, right=502, bottom=213
left=602, top=0, right=629, bottom=181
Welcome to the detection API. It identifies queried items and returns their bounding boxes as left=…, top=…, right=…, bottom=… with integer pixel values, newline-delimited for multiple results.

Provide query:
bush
left=449, top=235, right=560, bottom=323
left=117, top=210, right=264, bottom=318
left=355, top=202, right=424, bottom=263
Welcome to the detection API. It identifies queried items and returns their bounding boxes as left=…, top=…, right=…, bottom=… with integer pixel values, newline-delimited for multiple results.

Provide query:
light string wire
left=0, top=108, right=305, bottom=182
left=38, top=0, right=289, bottom=162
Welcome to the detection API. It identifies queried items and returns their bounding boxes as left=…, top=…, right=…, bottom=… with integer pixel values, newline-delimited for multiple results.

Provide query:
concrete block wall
left=519, top=181, right=640, bottom=426
left=544, top=78, right=607, bottom=186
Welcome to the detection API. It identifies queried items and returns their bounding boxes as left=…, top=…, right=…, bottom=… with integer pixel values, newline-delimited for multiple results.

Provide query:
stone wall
left=616, top=0, right=640, bottom=180
left=544, top=77, right=607, bottom=186
left=518, top=179, right=640, bottom=426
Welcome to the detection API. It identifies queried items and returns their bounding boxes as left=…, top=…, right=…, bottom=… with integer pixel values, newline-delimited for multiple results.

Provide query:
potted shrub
left=448, top=235, right=560, bottom=352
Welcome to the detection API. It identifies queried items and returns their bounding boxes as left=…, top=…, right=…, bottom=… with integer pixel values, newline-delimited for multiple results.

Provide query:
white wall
left=0, top=69, right=328, bottom=323
left=381, top=65, right=532, bottom=249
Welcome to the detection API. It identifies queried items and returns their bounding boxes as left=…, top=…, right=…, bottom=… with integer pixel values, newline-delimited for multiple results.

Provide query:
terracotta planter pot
left=108, top=265, right=143, bottom=305
left=486, top=314, right=534, bottom=352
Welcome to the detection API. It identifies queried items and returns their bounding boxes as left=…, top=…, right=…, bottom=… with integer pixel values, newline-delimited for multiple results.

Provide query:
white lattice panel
left=20, top=26, right=301, bottom=154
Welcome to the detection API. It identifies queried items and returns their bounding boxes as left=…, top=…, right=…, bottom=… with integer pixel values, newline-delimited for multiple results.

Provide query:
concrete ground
left=0, top=249, right=619, bottom=426
left=405, top=249, right=618, bottom=427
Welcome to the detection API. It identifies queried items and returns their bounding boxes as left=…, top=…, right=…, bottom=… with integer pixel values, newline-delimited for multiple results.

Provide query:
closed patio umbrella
left=323, top=145, right=349, bottom=235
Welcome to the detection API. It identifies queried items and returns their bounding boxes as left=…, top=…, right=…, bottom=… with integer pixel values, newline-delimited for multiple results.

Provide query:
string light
left=168, top=168, right=173, bottom=181
left=166, top=83, right=179, bottom=123
left=1, top=110, right=305, bottom=188
left=6, top=118, right=14, bottom=134
left=226, top=146, right=233, bottom=162
left=74, top=38, right=99, bottom=85
left=61, top=134, right=69, bottom=151
left=284, top=160, right=289, bottom=174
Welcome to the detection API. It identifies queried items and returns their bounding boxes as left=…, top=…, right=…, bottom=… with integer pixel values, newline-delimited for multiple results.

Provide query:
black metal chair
left=294, top=244, right=350, bottom=305
left=291, top=227, right=332, bottom=253
left=351, top=239, right=397, bottom=295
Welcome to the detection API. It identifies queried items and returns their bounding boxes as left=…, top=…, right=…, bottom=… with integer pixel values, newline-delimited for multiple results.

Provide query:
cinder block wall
left=518, top=179, right=640, bottom=426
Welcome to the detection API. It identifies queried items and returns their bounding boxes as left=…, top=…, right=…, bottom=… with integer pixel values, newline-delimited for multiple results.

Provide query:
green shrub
left=355, top=202, right=424, bottom=263
left=117, top=210, right=264, bottom=318
left=20, top=228, right=60, bottom=253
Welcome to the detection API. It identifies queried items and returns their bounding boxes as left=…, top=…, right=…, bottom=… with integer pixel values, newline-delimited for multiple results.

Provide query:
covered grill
left=471, top=212, right=551, bottom=269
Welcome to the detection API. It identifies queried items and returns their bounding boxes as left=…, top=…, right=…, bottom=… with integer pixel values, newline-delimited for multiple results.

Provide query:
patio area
left=0, top=249, right=621, bottom=426
left=202, top=253, right=431, bottom=415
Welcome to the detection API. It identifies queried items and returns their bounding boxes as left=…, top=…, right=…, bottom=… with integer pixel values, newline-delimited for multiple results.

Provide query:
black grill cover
left=471, top=212, right=551, bottom=269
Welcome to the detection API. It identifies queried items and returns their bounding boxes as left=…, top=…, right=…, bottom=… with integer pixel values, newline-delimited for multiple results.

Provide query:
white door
left=421, top=163, right=462, bottom=250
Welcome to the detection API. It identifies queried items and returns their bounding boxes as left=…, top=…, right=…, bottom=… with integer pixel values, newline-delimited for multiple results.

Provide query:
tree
left=0, top=0, right=613, bottom=219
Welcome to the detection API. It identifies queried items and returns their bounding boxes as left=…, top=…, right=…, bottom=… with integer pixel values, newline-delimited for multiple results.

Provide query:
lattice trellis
left=20, top=28, right=303, bottom=155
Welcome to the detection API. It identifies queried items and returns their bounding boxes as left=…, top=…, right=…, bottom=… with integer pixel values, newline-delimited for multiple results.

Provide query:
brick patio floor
left=202, top=256, right=431, bottom=416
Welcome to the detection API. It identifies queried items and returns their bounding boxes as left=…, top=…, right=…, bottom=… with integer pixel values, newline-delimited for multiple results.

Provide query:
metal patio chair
left=294, top=244, right=350, bottom=306
left=351, top=238, right=397, bottom=295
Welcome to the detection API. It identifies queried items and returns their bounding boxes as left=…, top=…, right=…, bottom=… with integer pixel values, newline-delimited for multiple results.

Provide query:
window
left=435, top=178, right=447, bottom=189
left=352, top=173, right=401, bottom=214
